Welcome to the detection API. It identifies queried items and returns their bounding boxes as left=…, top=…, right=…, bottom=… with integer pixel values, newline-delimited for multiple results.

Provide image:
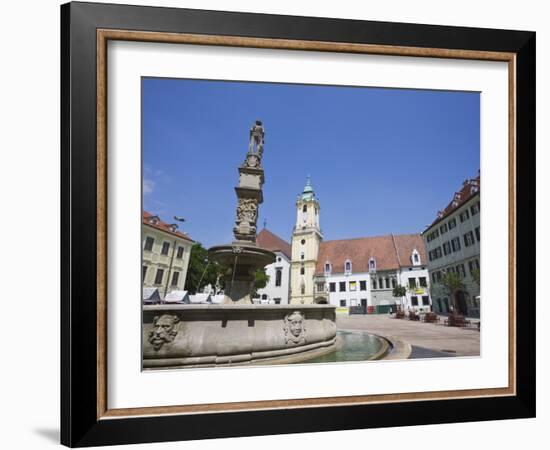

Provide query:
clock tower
left=290, top=177, right=322, bottom=304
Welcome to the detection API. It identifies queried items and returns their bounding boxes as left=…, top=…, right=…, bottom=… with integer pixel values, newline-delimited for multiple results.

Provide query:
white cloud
left=143, top=178, right=155, bottom=195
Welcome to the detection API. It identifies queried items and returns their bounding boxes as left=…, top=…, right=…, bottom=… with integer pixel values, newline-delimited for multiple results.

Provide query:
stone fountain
left=143, top=121, right=337, bottom=369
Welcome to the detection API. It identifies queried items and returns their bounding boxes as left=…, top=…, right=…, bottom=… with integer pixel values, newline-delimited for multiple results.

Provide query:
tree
left=438, top=271, right=465, bottom=313
left=392, top=284, right=407, bottom=311
left=184, top=243, right=222, bottom=294
left=251, top=268, right=270, bottom=298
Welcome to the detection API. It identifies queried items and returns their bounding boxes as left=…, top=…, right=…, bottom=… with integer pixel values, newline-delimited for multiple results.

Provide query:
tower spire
left=300, top=175, right=316, bottom=201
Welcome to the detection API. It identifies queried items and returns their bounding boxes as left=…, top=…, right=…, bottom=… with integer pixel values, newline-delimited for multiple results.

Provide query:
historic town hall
left=257, top=178, right=432, bottom=314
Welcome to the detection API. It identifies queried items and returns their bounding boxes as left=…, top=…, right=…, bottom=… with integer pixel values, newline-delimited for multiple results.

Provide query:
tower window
left=302, top=205, right=307, bottom=213
left=301, top=239, right=306, bottom=245
left=300, top=266, right=305, bottom=275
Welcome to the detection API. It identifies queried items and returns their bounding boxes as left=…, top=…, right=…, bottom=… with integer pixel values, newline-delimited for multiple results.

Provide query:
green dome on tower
left=300, top=176, right=316, bottom=201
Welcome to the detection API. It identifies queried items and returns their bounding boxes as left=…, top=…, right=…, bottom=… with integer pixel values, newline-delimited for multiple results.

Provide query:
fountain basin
left=208, top=244, right=276, bottom=304
left=143, top=304, right=337, bottom=369
left=208, top=244, right=275, bottom=268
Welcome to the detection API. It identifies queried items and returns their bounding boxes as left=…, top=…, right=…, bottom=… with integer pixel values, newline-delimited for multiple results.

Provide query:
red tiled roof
left=315, top=233, right=427, bottom=275
left=425, top=175, right=480, bottom=232
left=143, top=211, right=194, bottom=242
left=257, top=228, right=291, bottom=259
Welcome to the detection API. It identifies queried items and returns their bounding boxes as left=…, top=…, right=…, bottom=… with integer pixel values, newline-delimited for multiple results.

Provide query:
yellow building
left=142, top=211, right=194, bottom=298
left=290, top=177, right=322, bottom=304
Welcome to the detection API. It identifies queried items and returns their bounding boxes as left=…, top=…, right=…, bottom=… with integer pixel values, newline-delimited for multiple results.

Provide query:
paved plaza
left=337, top=314, right=481, bottom=357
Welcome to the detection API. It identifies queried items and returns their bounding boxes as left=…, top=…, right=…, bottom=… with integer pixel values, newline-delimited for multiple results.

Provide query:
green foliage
left=439, top=271, right=465, bottom=295
left=251, top=268, right=270, bottom=297
left=438, top=271, right=466, bottom=311
left=392, top=285, right=407, bottom=298
left=184, top=243, right=222, bottom=294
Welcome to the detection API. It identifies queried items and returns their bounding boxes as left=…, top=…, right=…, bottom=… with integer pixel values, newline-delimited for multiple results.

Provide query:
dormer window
left=148, top=215, right=159, bottom=225
left=411, top=249, right=421, bottom=266
left=470, top=185, right=479, bottom=194
left=369, top=257, right=376, bottom=272
left=344, top=259, right=352, bottom=275
left=324, top=262, right=332, bottom=275
left=168, top=223, right=178, bottom=232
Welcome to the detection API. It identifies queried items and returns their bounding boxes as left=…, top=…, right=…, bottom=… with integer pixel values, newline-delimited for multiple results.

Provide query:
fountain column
left=208, top=121, right=275, bottom=304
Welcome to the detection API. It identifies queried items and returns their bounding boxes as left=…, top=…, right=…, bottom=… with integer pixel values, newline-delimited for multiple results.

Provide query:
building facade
left=422, top=176, right=481, bottom=317
left=142, top=211, right=194, bottom=299
left=289, top=179, right=431, bottom=312
left=255, top=228, right=292, bottom=304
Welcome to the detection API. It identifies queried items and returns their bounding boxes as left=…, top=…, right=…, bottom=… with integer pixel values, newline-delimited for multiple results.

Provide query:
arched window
left=300, top=266, right=305, bottom=275
left=300, top=282, right=305, bottom=295
left=302, top=204, right=307, bottom=213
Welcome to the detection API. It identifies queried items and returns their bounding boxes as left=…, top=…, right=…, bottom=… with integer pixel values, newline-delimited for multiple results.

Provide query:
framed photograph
left=61, top=1, right=535, bottom=447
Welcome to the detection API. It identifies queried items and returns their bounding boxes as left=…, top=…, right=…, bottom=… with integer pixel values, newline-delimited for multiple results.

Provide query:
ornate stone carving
left=148, top=314, right=180, bottom=350
left=236, top=198, right=258, bottom=224
left=244, top=153, right=260, bottom=168
left=283, top=311, right=306, bottom=345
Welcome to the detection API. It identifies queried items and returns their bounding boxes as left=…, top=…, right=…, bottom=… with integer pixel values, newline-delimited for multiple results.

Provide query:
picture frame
left=60, top=1, right=535, bottom=447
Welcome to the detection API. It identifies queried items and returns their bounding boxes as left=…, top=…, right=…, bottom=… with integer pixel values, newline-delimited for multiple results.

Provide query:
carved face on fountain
left=148, top=314, right=180, bottom=350
left=284, top=311, right=306, bottom=344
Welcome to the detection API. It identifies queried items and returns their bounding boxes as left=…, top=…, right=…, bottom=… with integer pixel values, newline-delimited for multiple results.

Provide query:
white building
left=423, top=175, right=481, bottom=317
left=289, top=178, right=431, bottom=313
left=255, top=228, right=292, bottom=304
left=314, top=235, right=432, bottom=313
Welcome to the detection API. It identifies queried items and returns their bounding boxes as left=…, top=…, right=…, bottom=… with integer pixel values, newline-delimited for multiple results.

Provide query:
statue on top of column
left=248, top=120, right=265, bottom=156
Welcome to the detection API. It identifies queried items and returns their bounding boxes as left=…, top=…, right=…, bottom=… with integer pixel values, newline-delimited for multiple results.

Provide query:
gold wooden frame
left=96, top=29, right=516, bottom=420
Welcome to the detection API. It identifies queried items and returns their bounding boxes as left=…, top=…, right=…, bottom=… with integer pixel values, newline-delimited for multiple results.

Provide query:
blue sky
left=142, top=78, right=479, bottom=248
